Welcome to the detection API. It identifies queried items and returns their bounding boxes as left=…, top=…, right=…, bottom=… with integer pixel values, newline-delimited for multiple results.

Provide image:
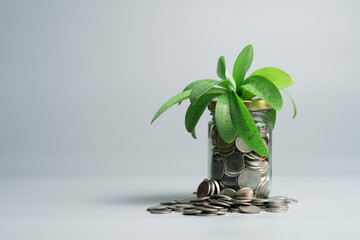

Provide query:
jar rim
left=208, top=100, right=272, bottom=111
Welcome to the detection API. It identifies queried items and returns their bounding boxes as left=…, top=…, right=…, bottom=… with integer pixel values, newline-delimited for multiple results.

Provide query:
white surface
left=0, top=175, right=359, bottom=240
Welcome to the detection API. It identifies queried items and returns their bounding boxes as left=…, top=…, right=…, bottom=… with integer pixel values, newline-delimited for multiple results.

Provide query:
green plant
left=151, top=44, right=296, bottom=157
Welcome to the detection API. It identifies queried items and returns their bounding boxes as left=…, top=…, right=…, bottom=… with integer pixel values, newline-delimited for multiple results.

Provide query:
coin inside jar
left=237, top=169, right=261, bottom=190
left=235, top=136, right=252, bottom=153
left=211, top=161, right=224, bottom=180
left=223, top=151, right=244, bottom=176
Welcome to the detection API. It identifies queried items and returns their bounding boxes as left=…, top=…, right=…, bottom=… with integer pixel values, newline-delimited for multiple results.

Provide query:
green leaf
left=190, top=80, right=223, bottom=104
left=281, top=89, right=297, bottom=118
left=233, top=44, right=254, bottom=89
left=215, top=93, right=237, bottom=143
left=242, top=76, right=283, bottom=111
left=217, top=80, right=234, bottom=92
left=191, top=129, right=197, bottom=139
left=241, top=89, right=255, bottom=100
left=183, top=79, right=218, bottom=92
left=217, top=56, right=227, bottom=80
left=269, top=109, right=276, bottom=129
left=229, top=91, right=269, bottom=157
left=151, top=90, right=191, bottom=124
left=185, top=93, right=221, bottom=133
left=251, top=67, right=294, bottom=89
left=179, top=79, right=218, bottom=105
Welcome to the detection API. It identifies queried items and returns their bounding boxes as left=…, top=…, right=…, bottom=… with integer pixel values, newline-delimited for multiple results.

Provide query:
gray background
left=1, top=0, right=359, bottom=176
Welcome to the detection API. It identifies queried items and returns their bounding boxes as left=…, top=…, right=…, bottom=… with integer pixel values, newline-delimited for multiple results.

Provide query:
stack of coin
left=196, top=179, right=220, bottom=198
left=147, top=185, right=297, bottom=216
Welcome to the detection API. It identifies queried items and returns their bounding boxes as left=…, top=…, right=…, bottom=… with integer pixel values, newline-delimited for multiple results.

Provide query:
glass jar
left=207, top=100, right=273, bottom=198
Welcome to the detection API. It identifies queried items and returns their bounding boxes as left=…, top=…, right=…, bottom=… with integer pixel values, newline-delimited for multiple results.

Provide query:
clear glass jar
left=207, top=101, right=273, bottom=198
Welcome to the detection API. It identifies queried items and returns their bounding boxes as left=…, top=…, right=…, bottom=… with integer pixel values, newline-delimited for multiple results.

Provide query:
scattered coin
left=147, top=205, right=168, bottom=211
left=239, top=205, right=261, bottom=214
left=183, top=209, right=202, bottom=215
left=150, top=209, right=172, bottom=214
left=220, top=188, right=236, bottom=198
left=236, top=188, right=254, bottom=198
left=196, top=213, right=217, bottom=216
left=197, top=180, right=210, bottom=198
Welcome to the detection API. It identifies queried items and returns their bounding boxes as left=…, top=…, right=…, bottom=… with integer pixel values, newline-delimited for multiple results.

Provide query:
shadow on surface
left=98, top=192, right=194, bottom=205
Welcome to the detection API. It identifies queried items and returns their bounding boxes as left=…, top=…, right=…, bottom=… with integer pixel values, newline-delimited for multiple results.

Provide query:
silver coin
left=208, top=199, right=231, bottom=208
left=216, top=210, right=230, bottom=215
left=265, top=207, right=288, bottom=213
left=262, top=138, right=269, bottom=152
left=220, top=175, right=238, bottom=188
left=211, top=195, right=233, bottom=201
left=211, top=179, right=221, bottom=195
left=175, top=204, right=194, bottom=209
left=211, top=161, right=224, bottom=180
left=232, top=199, right=252, bottom=205
left=249, top=151, right=264, bottom=160
left=196, top=213, right=217, bottom=216
left=183, top=209, right=202, bottom=215
left=230, top=208, right=240, bottom=213
left=223, top=152, right=245, bottom=176
left=206, top=204, right=226, bottom=210
left=150, top=209, right=172, bottom=214
left=252, top=198, right=270, bottom=204
left=237, top=169, right=261, bottom=190
left=235, top=136, right=252, bottom=153
left=147, top=205, right=168, bottom=211
left=236, top=188, right=254, bottom=198
left=208, top=180, right=215, bottom=196
left=220, top=188, right=236, bottom=198
left=197, top=180, right=210, bottom=198
left=194, top=206, right=218, bottom=213
left=239, top=205, right=261, bottom=214
left=243, top=152, right=256, bottom=160
left=167, top=205, right=177, bottom=210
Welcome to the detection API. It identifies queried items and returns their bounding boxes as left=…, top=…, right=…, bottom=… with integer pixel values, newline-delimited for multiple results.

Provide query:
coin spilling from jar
left=147, top=180, right=297, bottom=216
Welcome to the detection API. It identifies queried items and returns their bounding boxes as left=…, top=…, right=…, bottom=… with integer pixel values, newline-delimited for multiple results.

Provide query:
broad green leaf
left=190, top=80, right=223, bottom=104
left=183, top=79, right=218, bottom=92
left=251, top=67, right=294, bottom=89
left=191, top=129, right=197, bottom=139
left=229, top=91, right=269, bottom=157
left=241, top=89, right=255, bottom=100
left=269, top=109, right=276, bottom=129
left=242, top=76, right=283, bottom=111
left=218, top=80, right=233, bottom=92
left=215, top=93, right=237, bottom=143
left=281, top=89, right=297, bottom=118
left=151, top=90, right=191, bottom=124
left=185, top=93, right=221, bottom=133
left=179, top=79, right=218, bottom=105
left=233, top=44, right=253, bottom=89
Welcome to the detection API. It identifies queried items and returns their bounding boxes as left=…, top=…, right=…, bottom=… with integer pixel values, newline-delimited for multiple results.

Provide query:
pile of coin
left=210, top=124, right=271, bottom=198
left=147, top=185, right=297, bottom=216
